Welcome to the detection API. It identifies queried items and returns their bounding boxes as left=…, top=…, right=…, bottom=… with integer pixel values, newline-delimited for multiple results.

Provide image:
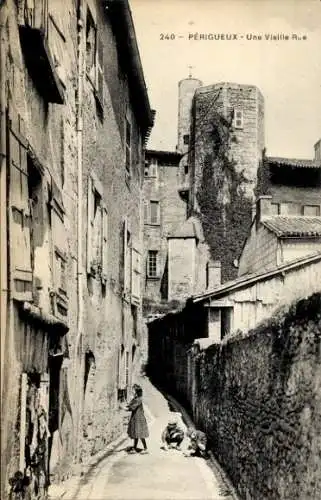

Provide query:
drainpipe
left=74, top=0, right=85, bottom=464
left=0, top=2, right=8, bottom=406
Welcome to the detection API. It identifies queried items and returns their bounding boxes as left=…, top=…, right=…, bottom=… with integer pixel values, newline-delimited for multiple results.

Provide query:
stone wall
left=194, top=293, right=321, bottom=499
left=149, top=293, right=321, bottom=500
left=168, top=238, right=196, bottom=301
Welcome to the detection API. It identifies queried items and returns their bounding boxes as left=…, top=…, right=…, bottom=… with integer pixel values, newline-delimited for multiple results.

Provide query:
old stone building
left=143, top=149, right=186, bottom=309
left=239, top=152, right=321, bottom=275
left=0, top=0, right=153, bottom=498
left=142, top=79, right=265, bottom=312
left=186, top=81, right=265, bottom=282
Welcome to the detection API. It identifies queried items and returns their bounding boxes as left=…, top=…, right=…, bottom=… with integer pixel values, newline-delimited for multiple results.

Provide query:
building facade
left=143, top=149, right=186, bottom=309
left=239, top=154, right=321, bottom=275
left=0, top=1, right=153, bottom=498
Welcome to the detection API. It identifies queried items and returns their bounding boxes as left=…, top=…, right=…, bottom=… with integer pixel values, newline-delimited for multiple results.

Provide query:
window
left=233, top=109, right=243, bottom=129
left=149, top=158, right=158, bottom=177
left=303, top=205, right=320, bottom=216
left=87, top=174, right=108, bottom=281
left=121, top=218, right=132, bottom=293
left=49, top=177, right=68, bottom=316
left=147, top=250, right=158, bottom=278
left=183, top=134, right=189, bottom=145
left=19, top=0, right=66, bottom=104
left=54, top=251, right=67, bottom=294
left=280, top=202, right=301, bottom=216
left=86, top=9, right=97, bottom=80
left=131, top=305, right=138, bottom=339
left=125, top=115, right=131, bottom=174
left=150, top=201, right=160, bottom=225
left=144, top=158, right=158, bottom=178
left=221, top=307, right=234, bottom=339
left=184, top=163, right=189, bottom=175
left=8, top=109, right=33, bottom=300
left=131, top=242, right=142, bottom=304
left=85, top=7, right=104, bottom=109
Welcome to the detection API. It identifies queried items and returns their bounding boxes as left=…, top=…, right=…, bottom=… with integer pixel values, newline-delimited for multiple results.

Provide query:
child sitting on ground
left=161, top=417, right=185, bottom=451
left=185, top=427, right=208, bottom=458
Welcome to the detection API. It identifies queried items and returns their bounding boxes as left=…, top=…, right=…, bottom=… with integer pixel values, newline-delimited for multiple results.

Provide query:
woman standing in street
left=126, top=384, right=149, bottom=454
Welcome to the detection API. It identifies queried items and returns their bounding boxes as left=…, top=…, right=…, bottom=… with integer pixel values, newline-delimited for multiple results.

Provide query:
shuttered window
left=95, top=33, right=104, bottom=109
left=131, top=241, right=142, bottom=304
left=8, top=107, right=33, bottom=300
left=50, top=178, right=68, bottom=315
left=87, top=174, right=107, bottom=283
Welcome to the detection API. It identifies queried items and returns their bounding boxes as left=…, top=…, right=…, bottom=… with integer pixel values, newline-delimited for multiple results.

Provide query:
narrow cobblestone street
left=50, top=378, right=238, bottom=500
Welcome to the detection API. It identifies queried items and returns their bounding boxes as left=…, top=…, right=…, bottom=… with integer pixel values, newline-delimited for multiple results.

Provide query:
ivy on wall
left=195, top=110, right=253, bottom=282
left=254, top=148, right=272, bottom=197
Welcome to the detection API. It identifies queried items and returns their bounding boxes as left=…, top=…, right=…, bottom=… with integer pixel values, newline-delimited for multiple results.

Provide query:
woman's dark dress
left=127, top=396, right=149, bottom=439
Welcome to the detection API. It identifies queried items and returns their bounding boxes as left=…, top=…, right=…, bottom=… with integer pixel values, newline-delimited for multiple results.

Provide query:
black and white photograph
left=0, top=0, right=320, bottom=499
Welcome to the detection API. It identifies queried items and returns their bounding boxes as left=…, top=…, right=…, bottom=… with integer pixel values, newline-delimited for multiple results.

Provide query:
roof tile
left=262, top=217, right=321, bottom=237
left=267, top=156, right=321, bottom=169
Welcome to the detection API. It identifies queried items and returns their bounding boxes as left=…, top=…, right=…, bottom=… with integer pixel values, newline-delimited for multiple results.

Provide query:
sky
left=130, top=0, right=321, bottom=159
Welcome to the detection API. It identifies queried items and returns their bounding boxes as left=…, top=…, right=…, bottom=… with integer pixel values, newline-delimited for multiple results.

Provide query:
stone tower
left=189, top=82, right=265, bottom=213
left=177, top=78, right=203, bottom=203
left=187, top=82, right=265, bottom=282
left=177, top=77, right=203, bottom=154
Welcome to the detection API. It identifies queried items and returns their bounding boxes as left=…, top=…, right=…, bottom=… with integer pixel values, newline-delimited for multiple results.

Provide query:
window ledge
left=146, top=276, right=160, bottom=281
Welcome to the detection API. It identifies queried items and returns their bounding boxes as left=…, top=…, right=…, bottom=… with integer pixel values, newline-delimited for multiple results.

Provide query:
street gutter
left=161, top=390, right=240, bottom=500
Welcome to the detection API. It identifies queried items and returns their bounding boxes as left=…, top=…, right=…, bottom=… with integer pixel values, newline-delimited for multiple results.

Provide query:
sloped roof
left=267, top=156, right=321, bottom=169
left=262, top=217, right=321, bottom=237
left=191, top=252, right=321, bottom=304
left=168, top=216, right=202, bottom=240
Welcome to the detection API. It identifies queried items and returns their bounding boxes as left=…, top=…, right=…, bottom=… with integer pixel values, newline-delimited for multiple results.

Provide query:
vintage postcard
left=1, top=0, right=320, bottom=499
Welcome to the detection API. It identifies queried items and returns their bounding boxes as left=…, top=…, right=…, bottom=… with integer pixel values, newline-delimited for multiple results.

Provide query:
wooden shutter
left=143, top=201, right=149, bottom=223
left=87, top=176, right=94, bottom=274
left=131, top=241, right=141, bottom=305
left=95, top=32, right=104, bottom=109
left=118, top=346, right=126, bottom=390
left=8, top=107, right=33, bottom=301
left=101, top=206, right=108, bottom=283
left=50, top=178, right=67, bottom=299
left=122, top=218, right=127, bottom=292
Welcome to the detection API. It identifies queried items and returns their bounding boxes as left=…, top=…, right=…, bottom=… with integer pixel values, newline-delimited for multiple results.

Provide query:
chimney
left=256, top=195, right=272, bottom=228
left=206, top=261, right=221, bottom=289
left=314, top=139, right=321, bottom=160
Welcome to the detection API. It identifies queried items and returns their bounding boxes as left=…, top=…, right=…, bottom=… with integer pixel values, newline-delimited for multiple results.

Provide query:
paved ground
left=50, top=377, right=238, bottom=500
